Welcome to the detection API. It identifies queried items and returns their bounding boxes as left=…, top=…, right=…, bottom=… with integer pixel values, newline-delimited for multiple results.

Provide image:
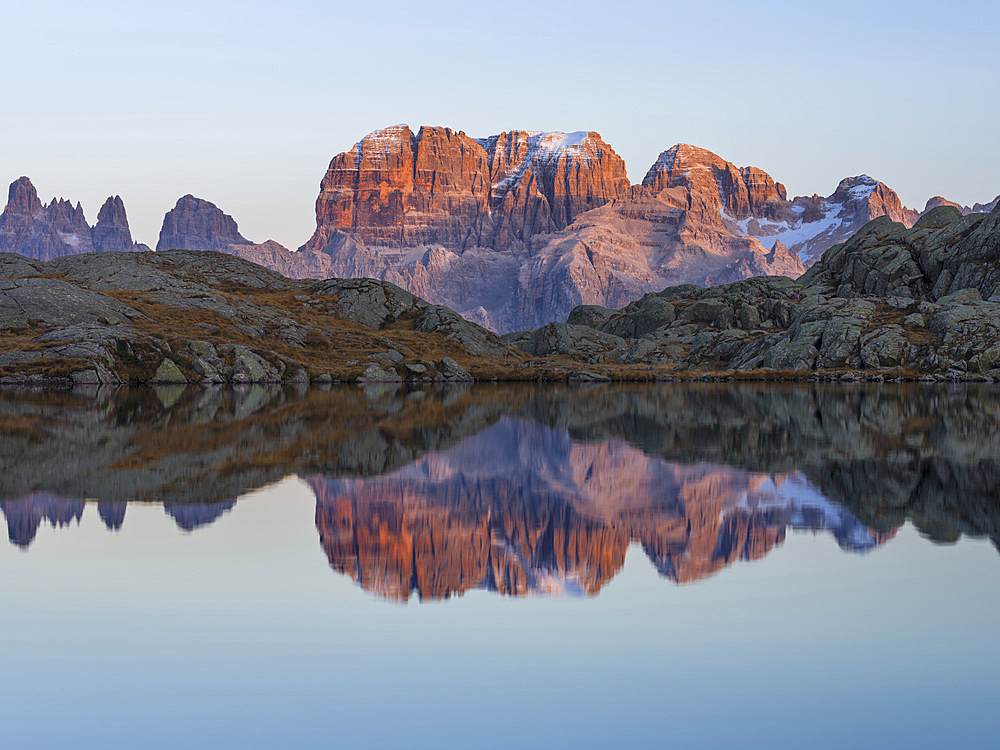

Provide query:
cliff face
left=281, top=127, right=929, bottom=331
left=0, top=178, right=148, bottom=260
left=92, top=196, right=140, bottom=253
left=302, top=125, right=630, bottom=255
left=156, top=194, right=250, bottom=251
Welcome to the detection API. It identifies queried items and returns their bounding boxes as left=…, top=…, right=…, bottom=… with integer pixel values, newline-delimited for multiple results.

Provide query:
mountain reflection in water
left=1, top=383, right=997, bottom=600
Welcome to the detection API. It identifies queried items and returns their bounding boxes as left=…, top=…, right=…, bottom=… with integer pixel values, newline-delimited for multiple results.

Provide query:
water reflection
left=1, top=383, right=997, bottom=598
left=311, top=419, right=888, bottom=600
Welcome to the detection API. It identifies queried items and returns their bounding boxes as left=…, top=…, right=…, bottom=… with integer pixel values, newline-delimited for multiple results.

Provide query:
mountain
left=301, top=125, right=630, bottom=254
left=0, top=129, right=983, bottom=333
left=0, top=177, right=149, bottom=260
left=641, top=145, right=918, bottom=264
left=156, top=194, right=250, bottom=251
left=154, top=194, right=304, bottom=274
left=514, top=203, right=1000, bottom=377
left=235, top=125, right=920, bottom=332
left=920, top=194, right=1000, bottom=216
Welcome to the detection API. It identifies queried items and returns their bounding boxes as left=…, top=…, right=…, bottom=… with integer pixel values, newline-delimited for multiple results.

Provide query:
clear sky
left=2, top=0, right=998, bottom=250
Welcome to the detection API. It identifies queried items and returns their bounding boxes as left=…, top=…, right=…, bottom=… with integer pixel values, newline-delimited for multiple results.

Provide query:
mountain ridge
left=2, top=126, right=997, bottom=333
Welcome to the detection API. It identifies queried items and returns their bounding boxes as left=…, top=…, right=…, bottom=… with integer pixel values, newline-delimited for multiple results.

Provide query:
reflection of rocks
left=312, top=420, right=888, bottom=600
left=0, top=493, right=85, bottom=547
left=0, top=383, right=997, bottom=576
left=0, top=494, right=237, bottom=544
left=165, top=500, right=237, bottom=531
left=97, top=501, right=126, bottom=530
left=0, top=384, right=511, bottom=509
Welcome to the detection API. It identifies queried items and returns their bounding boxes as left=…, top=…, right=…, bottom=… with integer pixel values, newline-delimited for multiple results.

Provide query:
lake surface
left=1, top=383, right=998, bottom=748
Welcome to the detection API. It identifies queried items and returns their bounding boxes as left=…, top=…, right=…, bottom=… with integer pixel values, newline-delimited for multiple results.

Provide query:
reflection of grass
left=102, top=385, right=530, bottom=478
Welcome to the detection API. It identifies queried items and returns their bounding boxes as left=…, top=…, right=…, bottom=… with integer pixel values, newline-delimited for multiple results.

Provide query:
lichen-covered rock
left=0, top=277, right=141, bottom=328
left=859, top=326, right=910, bottom=369
left=151, top=359, right=186, bottom=383
left=356, top=364, right=402, bottom=383
left=437, top=356, right=473, bottom=382
left=507, top=323, right=627, bottom=363
left=598, top=295, right=676, bottom=338
left=218, top=344, right=279, bottom=383
left=310, top=277, right=421, bottom=329
left=566, top=305, right=616, bottom=329
left=414, top=304, right=516, bottom=359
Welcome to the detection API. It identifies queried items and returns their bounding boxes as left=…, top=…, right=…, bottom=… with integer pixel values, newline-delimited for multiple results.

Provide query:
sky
left=2, top=0, right=998, bottom=251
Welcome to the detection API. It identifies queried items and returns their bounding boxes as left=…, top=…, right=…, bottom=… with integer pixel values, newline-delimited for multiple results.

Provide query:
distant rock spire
left=156, top=194, right=250, bottom=251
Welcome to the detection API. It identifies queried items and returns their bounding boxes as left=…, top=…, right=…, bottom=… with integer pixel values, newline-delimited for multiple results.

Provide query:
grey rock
left=438, top=356, right=473, bottom=382
left=356, top=364, right=402, bottom=383
left=511, top=323, right=627, bottom=364
left=566, top=305, right=616, bottom=328
left=151, top=359, right=187, bottom=384
left=414, top=305, right=516, bottom=359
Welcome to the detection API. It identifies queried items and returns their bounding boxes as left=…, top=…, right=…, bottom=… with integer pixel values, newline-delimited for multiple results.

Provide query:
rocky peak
left=92, top=195, right=144, bottom=253
left=156, top=194, right=250, bottom=252
left=302, top=123, right=629, bottom=254
left=6, top=176, right=42, bottom=216
left=923, top=195, right=966, bottom=214
left=0, top=177, right=95, bottom=260
left=921, top=194, right=1000, bottom=216
left=641, top=144, right=784, bottom=220
left=483, top=130, right=630, bottom=237
left=829, top=175, right=917, bottom=227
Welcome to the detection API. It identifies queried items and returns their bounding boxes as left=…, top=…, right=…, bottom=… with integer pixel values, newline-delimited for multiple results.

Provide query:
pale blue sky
left=2, top=0, right=997, bottom=250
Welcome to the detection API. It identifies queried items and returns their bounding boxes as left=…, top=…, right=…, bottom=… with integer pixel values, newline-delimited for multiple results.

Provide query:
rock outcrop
left=0, top=178, right=148, bottom=260
left=0, top=249, right=518, bottom=388
left=156, top=194, right=250, bottom=251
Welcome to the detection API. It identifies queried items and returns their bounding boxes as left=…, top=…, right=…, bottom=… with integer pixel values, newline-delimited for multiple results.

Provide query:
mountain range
left=2, top=125, right=997, bottom=332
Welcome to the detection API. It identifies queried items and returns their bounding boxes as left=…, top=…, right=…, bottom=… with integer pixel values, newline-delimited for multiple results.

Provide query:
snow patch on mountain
left=733, top=473, right=881, bottom=552
left=723, top=202, right=848, bottom=262
left=352, top=124, right=410, bottom=168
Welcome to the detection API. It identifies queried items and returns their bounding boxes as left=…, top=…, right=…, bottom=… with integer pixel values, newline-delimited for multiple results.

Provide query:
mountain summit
left=0, top=177, right=148, bottom=260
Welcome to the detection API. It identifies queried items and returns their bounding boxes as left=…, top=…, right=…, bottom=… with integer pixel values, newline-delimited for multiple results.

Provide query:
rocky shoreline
left=1, top=202, right=999, bottom=388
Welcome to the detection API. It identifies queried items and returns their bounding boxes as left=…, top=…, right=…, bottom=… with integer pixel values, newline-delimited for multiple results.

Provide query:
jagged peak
left=96, top=195, right=128, bottom=223
left=642, top=143, right=730, bottom=186
left=6, top=176, right=41, bottom=211
left=352, top=124, right=414, bottom=167
left=834, top=174, right=883, bottom=199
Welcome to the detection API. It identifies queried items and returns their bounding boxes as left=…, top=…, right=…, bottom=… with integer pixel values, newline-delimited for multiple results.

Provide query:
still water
left=1, top=384, right=998, bottom=748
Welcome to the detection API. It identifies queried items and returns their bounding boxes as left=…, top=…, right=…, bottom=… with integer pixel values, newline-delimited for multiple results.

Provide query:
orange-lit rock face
left=311, top=421, right=887, bottom=601
left=640, top=144, right=918, bottom=265
left=304, top=126, right=630, bottom=254
left=641, top=144, right=787, bottom=221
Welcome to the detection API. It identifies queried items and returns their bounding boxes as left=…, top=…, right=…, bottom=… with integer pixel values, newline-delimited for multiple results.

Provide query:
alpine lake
left=1, top=382, right=997, bottom=748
